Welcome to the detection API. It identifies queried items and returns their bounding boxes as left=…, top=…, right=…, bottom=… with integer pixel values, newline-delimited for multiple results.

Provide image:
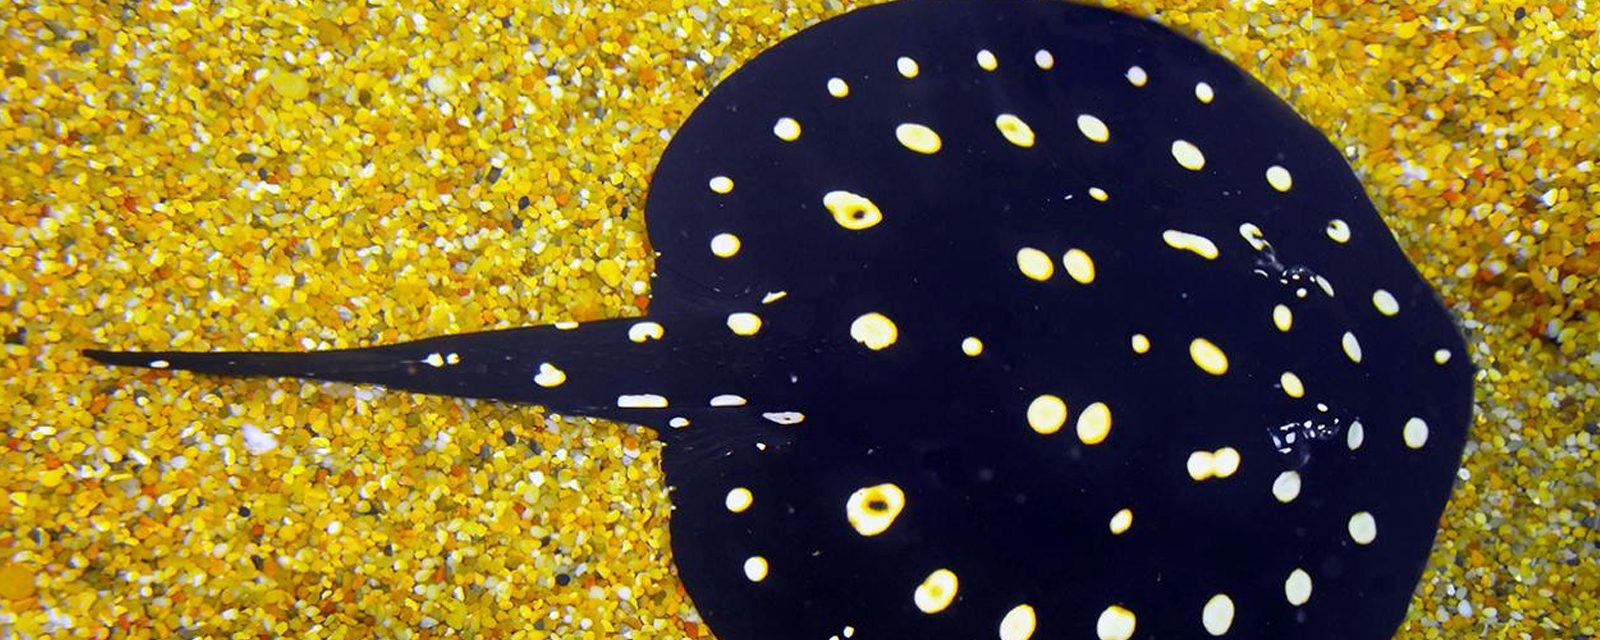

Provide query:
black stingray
left=85, top=1, right=1474, bottom=638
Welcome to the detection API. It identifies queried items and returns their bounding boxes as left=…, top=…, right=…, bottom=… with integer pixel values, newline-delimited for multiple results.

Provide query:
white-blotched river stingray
left=85, top=1, right=1474, bottom=638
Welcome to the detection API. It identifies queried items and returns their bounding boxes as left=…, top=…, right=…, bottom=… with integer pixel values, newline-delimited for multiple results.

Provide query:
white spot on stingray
left=1202, top=594, right=1234, bottom=636
left=827, top=77, right=849, bottom=98
left=668, top=416, right=690, bottom=429
left=1348, top=511, right=1378, bottom=544
left=1273, top=470, right=1302, bottom=503
left=1239, top=222, right=1268, bottom=251
left=1187, top=450, right=1216, bottom=481
left=762, top=291, right=788, bottom=304
left=725, top=487, right=753, bottom=513
left=1404, top=417, right=1430, bottom=449
left=850, top=312, right=899, bottom=350
left=1327, top=219, right=1352, bottom=243
left=824, top=190, right=883, bottom=230
left=897, top=56, right=919, bottom=78
left=1342, top=331, right=1363, bottom=363
left=995, top=114, right=1035, bottom=147
left=1063, top=249, right=1096, bottom=284
left=1434, top=349, right=1452, bottom=364
left=1212, top=447, right=1241, bottom=477
left=1034, top=49, right=1055, bottom=69
left=1189, top=338, right=1229, bottom=375
left=1285, top=569, right=1313, bottom=605
left=1125, top=65, right=1148, bottom=87
left=1266, top=165, right=1293, bottom=192
left=1315, top=275, right=1336, bottom=297
left=1131, top=334, right=1151, bottom=354
left=445, top=352, right=460, bottom=365
left=1000, top=604, right=1037, bottom=640
left=1273, top=304, right=1293, bottom=332
left=628, top=321, right=664, bottom=343
left=913, top=569, right=959, bottom=614
left=617, top=394, right=668, bottom=409
left=1280, top=371, right=1305, bottom=398
left=1109, top=508, right=1133, bottom=535
left=710, top=394, right=748, bottom=407
left=1163, top=230, right=1220, bottom=259
left=1347, top=420, right=1366, bottom=450
left=727, top=312, right=762, bottom=336
left=772, top=117, right=801, bottom=141
left=1372, top=289, right=1400, bottom=316
left=1027, top=395, right=1067, bottom=435
left=896, top=123, right=942, bottom=154
left=1171, top=139, right=1206, bottom=170
left=962, top=337, right=984, bottom=357
left=976, top=49, right=998, bottom=70
left=1088, top=187, right=1109, bottom=202
left=1195, top=82, right=1215, bottom=103
left=1097, top=605, right=1137, bottom=640
left=762, top=411, right=806, bottom=425
left=708, top=175, right=733, bottom=194
left=710, top=233, right=741, bottom=258
left=743, top=556, right=768, bottom=582
left=149, top=359, right=170, bottom=369
left=554, top=321, right=580, bottom=330
left=424, top=352, right=446, bottom=368
left=1077, top=114, right=1110, bottom=142
left=534, top=362, right=567, bottom=387
left=846, top=483, right=905, bottom=536
left=1017, top=248, right=1054, bottom=282
left=1076, top=402, right=1112, bottom=445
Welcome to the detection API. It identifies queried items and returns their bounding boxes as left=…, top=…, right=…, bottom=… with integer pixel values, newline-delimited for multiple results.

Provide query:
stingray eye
left=823, top=190, right=883, bottom=230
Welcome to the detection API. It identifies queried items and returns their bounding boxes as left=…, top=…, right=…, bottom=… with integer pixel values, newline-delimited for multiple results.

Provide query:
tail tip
left=82, top=349, right=166, bottom=369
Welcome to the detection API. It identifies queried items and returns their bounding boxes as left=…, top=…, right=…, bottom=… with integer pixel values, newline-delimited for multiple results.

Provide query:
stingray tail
left=82, top=346, right=407, bottom=380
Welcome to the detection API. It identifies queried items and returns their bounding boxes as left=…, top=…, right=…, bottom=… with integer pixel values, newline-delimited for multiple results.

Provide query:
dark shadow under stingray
left=84, top=1, right=1474, bottom=639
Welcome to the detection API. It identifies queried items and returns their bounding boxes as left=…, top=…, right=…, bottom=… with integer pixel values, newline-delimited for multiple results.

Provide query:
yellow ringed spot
left=424, top=352, right=446, bottom=367
left=1171, top=139, right=1206, bottom=170
left=724, top=487, right=753, bottom=513
left=1076, top=114, right=1110, bottom=142
left=1130, top=333, right=1151, bottom=354
left=1015, top=247, right=1054, bottom=281
left=1034, top=49, right=1055, bottom=69
left=1403, top=417, right=1429, bottom=449
left=1088, top=187, right=1109, bottom=202
left=1372, top=289, right=1400, bottom=316
left=1026, top=394, right=1068, bottom=435
left=1063, top=248, right=1095, bottom=284
left=1195, top=81, right=1215, bottom=103
left=1272, top=304, right=1293, bottom=332
left=743, top=556, right=768, bottom=582
left=1189, top=338, right=1229, bottom=375
left=849, top=312, right=899, bottom=350
left=710, top=232, right=741, bottom=258
left=1348, top=511, right=1377, bottom=545
left=762, top=291, right=788, bottom=304
left=534, top=362, right=567, bottom=387
left=1202, top=594, right=1234, bottom=636
left=554, top=321, right=580, bottom=330
left=823, top=190, right=883, bottom=231
left=897, top=56, right=919, bottom=78
left=773, top=117, right=801, bottom=141
left=1212, top=447, right=1241, bottom=478
left=149, top=359, right=171, bottom=369
left=1163, top=229, right=1219, bottom=259
left=628, top=321, right=664, bottom=343
left=976, top=49, right=998, bottom=70
left=1186, top=450, right=1216, bottom=481
left=827, top=77, right=849, bottom=98
left=1280, top=371, right=1305, bottom=398
left=1097, top=604, right=1137, bottom=640
left=845, top=483, right=905, bottom=536
left=1239, top=222, right=1268, bottom=251
left=1109, top=508, right=1133, bottom=535
left=727, top=312, right=762, bottom=336
left=669, top=416, right=690, bottom=429
left=962, top=336, right=984, bottom=357
left=999, top=604, right=1037, bottom=640
left=1285, top=569, right=1313, bottom=606
left=995, top=114, right=1035, bottom=147
left=1342, top=331, right=1363, bottom=363
left=1346, top=420, right=1366, bottom=450
left=1125, top=65, right=1148, bottom=87
left=896, top=123, right=942, bottom=154
left=761, top=411, right=805, bottom=425
left=1433, top=349, right=1452, bottom=364
left=1272, top=470, right=1302, bottom=503
left=1076, top=401, right=1112, bottom=445
left=913, top=569, right=959, bottom=614
left=617, top=394, right=668, bottom=409
left=1266, top=165, right=1293, bottom=191
left=710, top=394, right=747, bottom=407
left=708, top=175, right=734, bottom=193
left=1326, top=219, right=1351, bottom=243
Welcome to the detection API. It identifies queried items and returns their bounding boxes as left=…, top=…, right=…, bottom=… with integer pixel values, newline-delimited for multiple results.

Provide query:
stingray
left=85, top=1, right=1474, bottom=638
